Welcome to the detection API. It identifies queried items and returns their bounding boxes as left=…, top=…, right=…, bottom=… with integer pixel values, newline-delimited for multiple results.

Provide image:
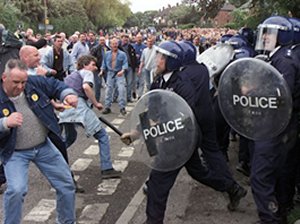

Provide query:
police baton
left=99, top=116, right=123, bottom=136
left=98, top=116, right=132, bottom=145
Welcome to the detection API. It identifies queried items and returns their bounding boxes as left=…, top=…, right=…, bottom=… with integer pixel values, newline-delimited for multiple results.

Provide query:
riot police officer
left=122, top=40, right=247, bottom=224
left=251, top=16, right=299, bottom=224
left=282, top=17, right=300, bottom=207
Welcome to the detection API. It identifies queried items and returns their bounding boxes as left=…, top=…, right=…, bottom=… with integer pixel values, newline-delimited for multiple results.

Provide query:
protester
left=0, top=59, right=78, bottom=223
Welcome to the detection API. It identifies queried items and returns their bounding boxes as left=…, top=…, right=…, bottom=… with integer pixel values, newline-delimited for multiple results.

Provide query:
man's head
left=121, top=33, right=129, bottom=45
left=110, top=38, right=119, bottom=52
left=77, top=55, right=97, bottom=71
left=155, top=41, right=183, bottom=75
left=135, top=34, right=143, bottom=44
left=19, top=46, right=41, bottom=68
left=99, top=36, right=106, bottom=46
left=146, top=36, right=155, bottom=48
left=79, top=33, right=87, bottom=43
left=2, top=59, right=28, bottom=97
left=255, top=16, right=294, bottom=52
left=88, top=31, right=96, bottom=42
left=53, top=35, right=63, bottom=50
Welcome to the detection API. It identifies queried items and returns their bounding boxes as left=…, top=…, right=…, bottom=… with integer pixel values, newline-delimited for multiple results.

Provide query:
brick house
left=213, top=3, right=236, bottom=27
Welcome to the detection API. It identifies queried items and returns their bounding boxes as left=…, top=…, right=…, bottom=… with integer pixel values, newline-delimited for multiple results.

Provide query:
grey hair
left=4, top=59, right=28, bottom=76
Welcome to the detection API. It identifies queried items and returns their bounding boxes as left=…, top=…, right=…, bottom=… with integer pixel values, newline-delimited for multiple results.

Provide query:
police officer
left=280, top=17, right=300, bottom=209
left=122, top=41, right=247, bottom=224
left=250, top=16, right=299, bottom=224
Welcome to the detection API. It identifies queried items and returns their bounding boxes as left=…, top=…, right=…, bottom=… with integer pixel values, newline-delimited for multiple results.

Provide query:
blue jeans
left=3, top=138, right=75, bottom=224
left=143, top=68, right=152, bottom=91
left=63, top=124, right=113, bottom=171
left=125, top=67, right=133, bottom=101
left=94, top=128, right=113, bottom=171
left=104, top=71, right=126, bottom=109
left=93, top=71, right=101, bottom=102
left=137, top=70, right=145, bottom=98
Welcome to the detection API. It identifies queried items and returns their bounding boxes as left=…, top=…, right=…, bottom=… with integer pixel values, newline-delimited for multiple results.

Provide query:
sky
left=129, top=0, right=182, bottom=13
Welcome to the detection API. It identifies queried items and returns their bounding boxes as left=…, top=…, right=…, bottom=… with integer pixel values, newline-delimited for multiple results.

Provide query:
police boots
left=227, top=184, right=247, bottom=211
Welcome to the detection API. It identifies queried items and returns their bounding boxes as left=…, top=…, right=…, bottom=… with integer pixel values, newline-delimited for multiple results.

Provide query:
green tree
left=82, top=0, right=131, bottom=30
left=182, top=0, right=226, bottom=20
left=48, top=0, right=94, bottom=35
left=0, top=0, right=22, bottom=31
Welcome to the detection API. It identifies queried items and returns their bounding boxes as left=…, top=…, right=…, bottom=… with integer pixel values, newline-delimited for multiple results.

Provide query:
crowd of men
left=0, top=15, right=300, bottom=224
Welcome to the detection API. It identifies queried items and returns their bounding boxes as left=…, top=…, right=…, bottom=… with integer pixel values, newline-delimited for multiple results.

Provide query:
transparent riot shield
left=197, top=43, right=235, bottom=79
left=130, top=89, right=198, bottom=172
left=218, top=58, right=292, bottom=140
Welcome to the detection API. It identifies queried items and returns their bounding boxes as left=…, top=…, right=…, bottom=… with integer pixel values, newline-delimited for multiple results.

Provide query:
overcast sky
left=129, top=0, right=182, bottom=13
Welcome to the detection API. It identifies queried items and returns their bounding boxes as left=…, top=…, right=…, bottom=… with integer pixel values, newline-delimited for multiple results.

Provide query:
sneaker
left=227, top=184, right=247, bottom=211
left=102, top=108, right=111, bottom=114
left=101, top=169, right=122, bottom=179
left=120, top=108, right=126, bottom=116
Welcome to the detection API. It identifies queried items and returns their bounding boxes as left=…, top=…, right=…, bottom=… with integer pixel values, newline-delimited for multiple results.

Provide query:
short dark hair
left=77, top=55, right=97, bottom=70
left=53, top=35, right=62, bottom=42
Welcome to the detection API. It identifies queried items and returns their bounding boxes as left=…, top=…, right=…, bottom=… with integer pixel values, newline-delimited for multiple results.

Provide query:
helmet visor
left=255, top=25, right=278, bottom=52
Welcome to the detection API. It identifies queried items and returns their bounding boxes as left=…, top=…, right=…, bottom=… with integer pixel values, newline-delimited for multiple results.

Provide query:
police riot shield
left=130, top=89, right=198, bottom=172
left=197, top=43, right=235, bottom=79
left=218, top=58, right=292, bottom=140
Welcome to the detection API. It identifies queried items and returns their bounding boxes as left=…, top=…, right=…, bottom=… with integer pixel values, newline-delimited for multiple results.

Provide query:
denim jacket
left=0, top=76, right=77, bottom=163
left=41, top=48, right=76, bottom=74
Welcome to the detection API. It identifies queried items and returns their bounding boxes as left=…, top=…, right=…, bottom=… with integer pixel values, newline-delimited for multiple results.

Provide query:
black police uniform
left=249, top=46, right=299, bottom=223
left=145, top=62, right=245, bottom=224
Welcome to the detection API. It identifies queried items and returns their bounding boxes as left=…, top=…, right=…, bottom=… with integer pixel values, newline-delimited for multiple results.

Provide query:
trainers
left=227, top=184, right=247, bottom=211
left=236, top=161, right=250, bottom=177
left=101, top=169, right=122, bottom=179
left=120, top=108, right=126, bottom=116
left=102, top=108, right=111, bottom=114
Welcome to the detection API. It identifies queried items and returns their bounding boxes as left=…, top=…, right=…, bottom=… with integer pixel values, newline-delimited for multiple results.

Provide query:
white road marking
left=71, top=158, right=93, bottom=171
left=97, top=179, right=121, bottom=195
left=84, top=145, right=99, bottom=155
left=112, top=118, right=125, bottom=125
left=78, top=203, right=109, bottom=224
left=115, top=184, right=146, bottom=224
left=113, top=160, right=129, bottom=172
left=118, top=147, right=135, bottom=157
left=126, top=106, right=134, bottom=112
left=23, top=199, right=56, bottom=222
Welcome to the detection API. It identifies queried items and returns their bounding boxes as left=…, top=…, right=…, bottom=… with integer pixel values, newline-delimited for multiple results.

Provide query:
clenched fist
left=6, top=112, right=23, bottom=128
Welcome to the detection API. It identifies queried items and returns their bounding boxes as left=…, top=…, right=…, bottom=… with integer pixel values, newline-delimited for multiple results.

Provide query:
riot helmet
left=178, top=40, right=197, bottom=66
left=289, top=17, right=300, bottom=44
left=255, top=16, right=294, bottom=53
left=235, top=46, right=257, bottom=59
left=238, top=27, right=255, bottom=46
left=219, top=34, right=233, bottom=43
left=156, top=41, right=183, bottom=73
left=227, top=35, right=249, bottom=50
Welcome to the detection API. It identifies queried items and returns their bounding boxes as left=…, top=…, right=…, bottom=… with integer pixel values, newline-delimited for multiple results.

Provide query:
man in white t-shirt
left=59, top=55, right=121, bottom=180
